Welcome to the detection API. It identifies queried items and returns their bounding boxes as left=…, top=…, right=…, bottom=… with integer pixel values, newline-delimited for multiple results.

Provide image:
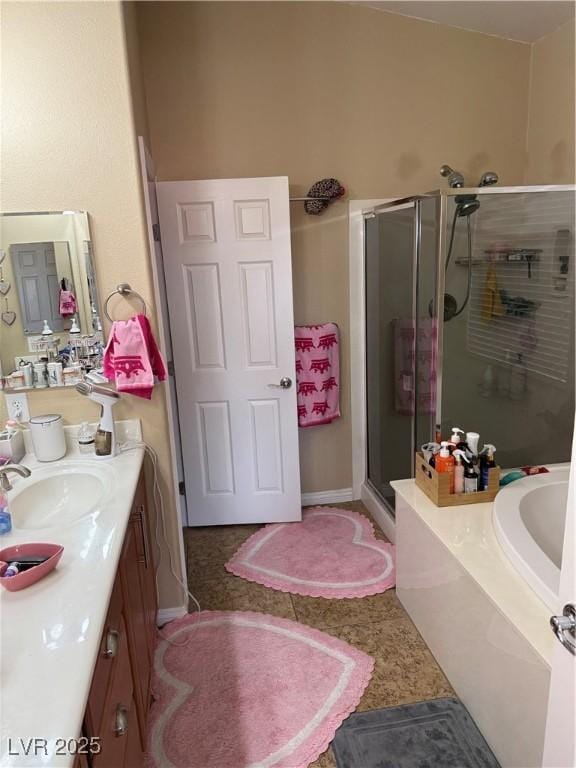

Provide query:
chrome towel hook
left=104, top=283, right=147, bottom=322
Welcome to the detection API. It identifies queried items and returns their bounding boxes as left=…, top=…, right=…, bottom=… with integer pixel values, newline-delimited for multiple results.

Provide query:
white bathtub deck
left=392, top=478, right=553, bottom=666
left=393, top=478, right=553, bottom=767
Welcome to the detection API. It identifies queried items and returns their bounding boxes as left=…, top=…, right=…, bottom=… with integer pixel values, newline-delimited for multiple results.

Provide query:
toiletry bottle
left=453, top=450, right=465, bottom=494
left=480, top=364, right=495, bottom=397
left=436, top=442, right=455, bottom=493
left=509, top=354, right=526, bottom=401
left=78, top=421, right=95, bottom=455
left=449, top=427, right=464, bottom=448
left=466, top=431, right=480, bottom=458
left=429, top=443, right=440, bottom=468
left=464, top=459, right=479, bottom=493
left=479, top=444, right=497, bottom=491
left=0, top=490, right=11, bottom=535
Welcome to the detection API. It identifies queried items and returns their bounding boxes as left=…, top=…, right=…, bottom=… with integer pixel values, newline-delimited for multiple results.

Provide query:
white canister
left=29, top=414, right=67, bottom=462
left=22, top=362, right=34, bottom=388
left=47, top=362, right=64, bottom=387
left=34, top=362, right=48, bottom=388
left=9, top=371, right=25, bottom=389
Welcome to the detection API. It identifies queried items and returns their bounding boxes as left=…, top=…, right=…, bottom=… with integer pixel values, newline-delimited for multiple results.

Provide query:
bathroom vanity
left=0, top=422, right=158, bottom=768
left=78, top=470, right=156, bottom=768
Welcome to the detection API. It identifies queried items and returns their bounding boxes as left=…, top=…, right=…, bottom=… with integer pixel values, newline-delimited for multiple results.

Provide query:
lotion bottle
left=449, top=427, right=464, bottom=448
left=453, top=450, right=466, bottom=494
left=466, top=431, right=480, bottom=458
left=436, top=441, right=455, bottom=493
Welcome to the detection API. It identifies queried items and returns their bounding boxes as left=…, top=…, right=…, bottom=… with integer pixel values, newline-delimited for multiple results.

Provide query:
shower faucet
left=440, top=165, right=499, bottom=189
left=440, top=165, right=465, bottom=188
left=478, top=171, right=499, bottom=187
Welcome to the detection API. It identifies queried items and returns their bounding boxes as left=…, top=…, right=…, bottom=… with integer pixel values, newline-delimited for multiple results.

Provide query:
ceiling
left=357, top=1, right=575, bottom=42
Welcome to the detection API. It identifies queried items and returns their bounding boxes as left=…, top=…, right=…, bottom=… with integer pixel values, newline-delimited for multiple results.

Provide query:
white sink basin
left=8, top=461, right=114, bottom=530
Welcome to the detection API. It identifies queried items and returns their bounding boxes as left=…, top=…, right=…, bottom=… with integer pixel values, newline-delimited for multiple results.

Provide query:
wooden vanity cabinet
left=83, top=470, right=157, bottom=768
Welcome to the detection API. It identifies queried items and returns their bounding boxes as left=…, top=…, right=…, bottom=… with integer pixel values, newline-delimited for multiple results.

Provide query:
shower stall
left=363, top=183, right=575, bottom=514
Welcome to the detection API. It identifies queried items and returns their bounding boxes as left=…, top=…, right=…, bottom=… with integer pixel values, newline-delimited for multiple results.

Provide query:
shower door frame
left=349, top=197, right=429, bottom=539
left=350, top=184, right=576, bottom=538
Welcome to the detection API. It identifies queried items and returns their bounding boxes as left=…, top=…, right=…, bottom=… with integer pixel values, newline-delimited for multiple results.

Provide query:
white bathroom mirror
left=0, top=210, right=103, bottom=383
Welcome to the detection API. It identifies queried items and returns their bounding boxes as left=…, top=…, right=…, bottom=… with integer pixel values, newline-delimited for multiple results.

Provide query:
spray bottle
left=479, top=445, right=497, bottom=491
left=464, top=457, right=479, bottom=493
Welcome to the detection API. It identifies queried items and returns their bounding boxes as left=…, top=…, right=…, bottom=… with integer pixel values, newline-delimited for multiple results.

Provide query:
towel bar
left=103, top=283, right=147, bottom=322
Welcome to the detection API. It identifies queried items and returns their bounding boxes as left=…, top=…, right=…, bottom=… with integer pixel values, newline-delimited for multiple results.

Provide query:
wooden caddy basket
left=415, top=452, right=500, bottom=507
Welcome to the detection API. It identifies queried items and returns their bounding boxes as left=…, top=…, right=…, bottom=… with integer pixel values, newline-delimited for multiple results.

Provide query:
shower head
left=440, top=164, right=465, bottom=189
left=456, top=198, right=480, bottom=216
left=478, top=171, right=499, bottom=187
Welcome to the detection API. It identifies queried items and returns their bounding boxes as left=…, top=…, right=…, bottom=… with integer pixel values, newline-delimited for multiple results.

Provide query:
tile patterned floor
left=183, top=501, right=453, bottom=768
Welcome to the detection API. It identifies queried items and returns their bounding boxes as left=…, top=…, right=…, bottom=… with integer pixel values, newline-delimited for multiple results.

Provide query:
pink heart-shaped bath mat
left=146, top=610, right=374, bottom=768
left=226, top=507, right=395, bottom=599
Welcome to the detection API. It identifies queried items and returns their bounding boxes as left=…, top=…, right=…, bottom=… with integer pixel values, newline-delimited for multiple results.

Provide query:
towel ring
left=104, top=283, right=147, bottom=322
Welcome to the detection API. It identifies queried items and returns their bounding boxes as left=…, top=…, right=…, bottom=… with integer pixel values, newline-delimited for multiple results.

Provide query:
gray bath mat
left=332, top=698, right=500, bottom=768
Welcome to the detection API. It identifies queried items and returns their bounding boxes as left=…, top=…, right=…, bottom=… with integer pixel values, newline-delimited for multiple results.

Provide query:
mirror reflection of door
left=10, top=241, right=74, bottom=334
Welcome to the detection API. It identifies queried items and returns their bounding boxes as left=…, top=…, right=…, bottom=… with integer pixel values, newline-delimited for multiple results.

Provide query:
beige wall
left=137, top=1, right=532, bottom=492
left=1, top=1, right=186, bottom=611
left=525, top=20, right=576, bottom=184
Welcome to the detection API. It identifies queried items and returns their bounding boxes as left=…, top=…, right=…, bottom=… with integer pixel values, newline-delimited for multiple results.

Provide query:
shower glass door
left=365, top=203, right=416, bottom=512
left=441, top=189, right=575, bottom=467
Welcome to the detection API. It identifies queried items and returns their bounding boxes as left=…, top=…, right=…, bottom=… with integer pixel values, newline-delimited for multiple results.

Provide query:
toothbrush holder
left=0, top=430, right=25, bottom=464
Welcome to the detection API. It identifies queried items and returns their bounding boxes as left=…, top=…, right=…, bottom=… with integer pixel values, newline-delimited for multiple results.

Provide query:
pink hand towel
left=103, top=314, right=167, bottom=399
left=59, top=289, right=77, bottom=318
left=295, top=323, right=340, bottom=427
left=393, top=318, right=436, bottom=415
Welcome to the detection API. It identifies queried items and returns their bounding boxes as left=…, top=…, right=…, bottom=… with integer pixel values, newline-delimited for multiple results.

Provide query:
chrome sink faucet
left=0, top=465, right=32, bottom=491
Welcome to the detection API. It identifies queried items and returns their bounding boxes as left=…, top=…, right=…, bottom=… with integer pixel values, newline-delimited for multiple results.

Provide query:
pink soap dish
left=0, top=543, right=64, bottom=592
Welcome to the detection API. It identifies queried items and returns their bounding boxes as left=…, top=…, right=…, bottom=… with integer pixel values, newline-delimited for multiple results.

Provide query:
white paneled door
left=157, top=177, right=301, bottom=526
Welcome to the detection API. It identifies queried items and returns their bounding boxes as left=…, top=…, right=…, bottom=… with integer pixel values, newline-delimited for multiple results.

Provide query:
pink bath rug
left=225, top=507, right=395, bottom=599
left=145, top=610, right=374, bottom=768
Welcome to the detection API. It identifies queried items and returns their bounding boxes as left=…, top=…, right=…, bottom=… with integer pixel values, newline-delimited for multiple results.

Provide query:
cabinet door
left=91, top=616, right=141, bottom=768
left=123, top=697, right=145, bottom=768
left=131, top=475, right=157, bottom=662
left=86, top=578, right=124, bottom=733
left=120, top=515, right=152, bottom=750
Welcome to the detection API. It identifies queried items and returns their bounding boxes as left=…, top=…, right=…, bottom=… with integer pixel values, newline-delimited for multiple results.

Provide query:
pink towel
left=295, top=323, right=340, bottom=427
left=59, top=289, right=77, bottom=318
left=394, top=318, right=436, bottom=415
left=103, top=314, right=167, bottom=399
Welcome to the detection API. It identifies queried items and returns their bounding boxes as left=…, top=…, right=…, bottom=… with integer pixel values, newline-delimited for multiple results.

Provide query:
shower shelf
left=455, top=249, right=542, bottom=266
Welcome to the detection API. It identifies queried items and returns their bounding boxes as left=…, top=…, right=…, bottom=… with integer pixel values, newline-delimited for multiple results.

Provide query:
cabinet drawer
left=91, top=615, right=139, bottom=768
left=86, top=578, right=123, bottom=732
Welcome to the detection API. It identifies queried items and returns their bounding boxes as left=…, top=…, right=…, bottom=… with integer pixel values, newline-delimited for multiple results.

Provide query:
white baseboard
left=301, top=487, right=354, bottom=506
left=361, top=482, right=396, bottom=542
left=157, top=604, right=188, bottom=627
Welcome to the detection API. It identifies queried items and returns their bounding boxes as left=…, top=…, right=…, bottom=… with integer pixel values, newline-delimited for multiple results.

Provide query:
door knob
left=550, top=603, right=576, bottom=655
left=268, top=377, right=292, bottom=389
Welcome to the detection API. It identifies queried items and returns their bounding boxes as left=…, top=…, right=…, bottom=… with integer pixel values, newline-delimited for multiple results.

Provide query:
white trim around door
left=137, top=136, right=189, bottom=617
left=349, top=199, right=397, bottom=542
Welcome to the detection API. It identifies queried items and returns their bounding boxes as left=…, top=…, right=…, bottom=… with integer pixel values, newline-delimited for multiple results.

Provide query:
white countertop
left=391, top=477, right=554, bottom=667
left=0, top=421, right=145, bottom=768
